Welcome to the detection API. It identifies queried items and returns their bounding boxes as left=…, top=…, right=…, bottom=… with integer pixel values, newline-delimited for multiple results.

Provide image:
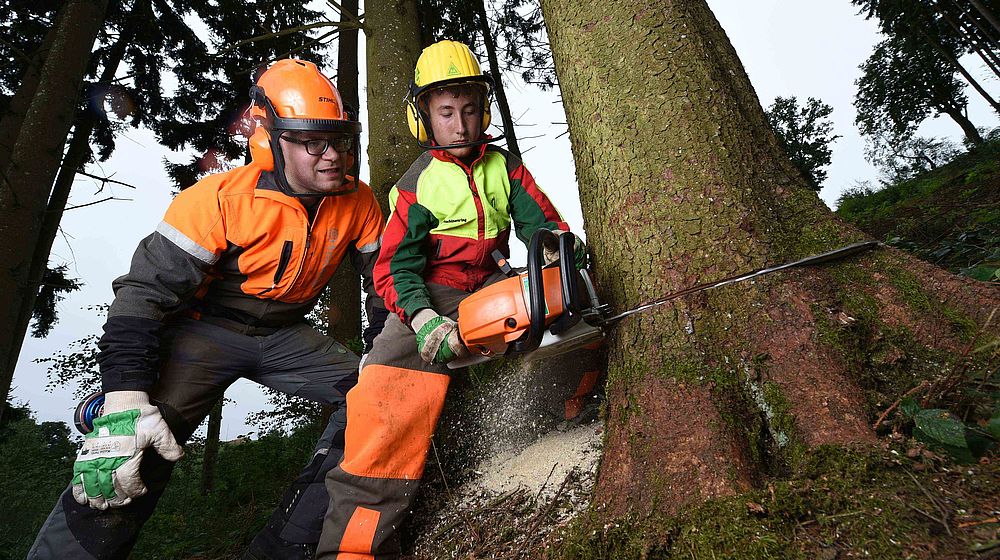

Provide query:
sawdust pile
left=409, top=354, right=604, bottom=559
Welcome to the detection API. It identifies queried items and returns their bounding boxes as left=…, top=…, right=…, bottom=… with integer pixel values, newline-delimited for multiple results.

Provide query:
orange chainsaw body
left=457, top=267, right=566, bottom=357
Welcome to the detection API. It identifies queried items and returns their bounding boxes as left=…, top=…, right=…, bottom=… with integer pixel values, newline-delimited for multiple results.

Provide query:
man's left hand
left=413, top=310, right=469, bottom=364
left=542, top=230, right=588, bottom=270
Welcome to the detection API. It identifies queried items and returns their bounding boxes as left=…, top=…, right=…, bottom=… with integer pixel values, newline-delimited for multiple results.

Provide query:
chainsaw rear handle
left=514, top=229, right=580, bottom=353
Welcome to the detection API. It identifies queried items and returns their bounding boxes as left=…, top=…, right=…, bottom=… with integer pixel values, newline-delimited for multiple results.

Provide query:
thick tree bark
left=364, top=0, right=423, bottom=209
left=473, top=0, right=521, bottom=157
left=0, top=0, right=110, bottom=418
left=541, top=0, right=998, bottom=524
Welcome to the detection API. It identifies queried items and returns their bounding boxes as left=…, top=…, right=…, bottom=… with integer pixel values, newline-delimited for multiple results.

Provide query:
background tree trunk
left=200, top=400, right=223, bottom=494
left=325, top=0, right=363, bottom=347
left=0, top=0, right=110, bottom=420
left=473, top=0, right=521, bottom=157
left=3, top=0, right=145, bottom=416
left=541, top=0, right=997, bottom=523
left=364, top=0, right=423, bottom=208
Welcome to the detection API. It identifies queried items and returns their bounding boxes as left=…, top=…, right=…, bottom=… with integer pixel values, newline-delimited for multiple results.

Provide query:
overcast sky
left=11, top=0, right=998, bottom=441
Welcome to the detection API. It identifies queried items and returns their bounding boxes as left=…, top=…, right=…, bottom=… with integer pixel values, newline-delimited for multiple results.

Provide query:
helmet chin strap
left=417, top=132, right=505, bottom=152
left=268, top=130, right=362, bottom=198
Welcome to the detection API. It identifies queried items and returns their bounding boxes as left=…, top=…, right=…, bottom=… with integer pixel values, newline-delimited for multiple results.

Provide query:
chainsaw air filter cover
left=457, top=266, right=566, bottom=357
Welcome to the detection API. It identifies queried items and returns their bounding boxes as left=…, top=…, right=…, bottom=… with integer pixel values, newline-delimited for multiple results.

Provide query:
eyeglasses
left=280, top=134, right=354, bottom=156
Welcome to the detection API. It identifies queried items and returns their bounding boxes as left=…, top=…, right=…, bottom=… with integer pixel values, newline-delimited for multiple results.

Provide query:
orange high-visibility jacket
left=98, top=164, right=385, bottom=392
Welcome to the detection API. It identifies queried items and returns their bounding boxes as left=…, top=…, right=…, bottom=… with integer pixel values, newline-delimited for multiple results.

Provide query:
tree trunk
left=200, top=400, right=223, bottom=494
left=324, top=0, right=363, bottom=348
left=969, top=0, right=1000, bottom=35
left=364, top=0, right=423, bottom=209
left=937, top=0, right=1000, bottom=79
left=0, top=24, right=57, bottom=173
left=541, top=0, right=997, bottom=530
left=940, top=103, right=985, bottom=144
left=0, top=0, right=110, bottom=420
left=919, top=27, right=1000, bottom=114
left=473, top=0, right=521, bottom=158
left=4, top=0, right=144, bottom=410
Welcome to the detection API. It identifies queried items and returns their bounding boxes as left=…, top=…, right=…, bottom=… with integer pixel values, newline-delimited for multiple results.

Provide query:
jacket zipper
left=281, top=198, right=321, bottom=297
left=257, top=240, right=294, bottom=295
left=464, top=168, right=487, bottom=267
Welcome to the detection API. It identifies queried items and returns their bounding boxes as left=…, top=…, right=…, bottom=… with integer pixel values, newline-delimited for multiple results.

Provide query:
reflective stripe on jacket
left=98, top=164, right=385, bottom=392
left=374, top=143, right=568, bottom=323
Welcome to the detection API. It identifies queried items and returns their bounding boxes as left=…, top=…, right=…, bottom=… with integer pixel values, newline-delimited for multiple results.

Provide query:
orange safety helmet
left=248, top=59, right=362, bottom=197
left=404, top=40, right=503, bottom=150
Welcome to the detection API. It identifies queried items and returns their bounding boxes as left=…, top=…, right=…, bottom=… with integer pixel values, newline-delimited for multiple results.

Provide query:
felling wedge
left=449, top=228, right=880, bottom=369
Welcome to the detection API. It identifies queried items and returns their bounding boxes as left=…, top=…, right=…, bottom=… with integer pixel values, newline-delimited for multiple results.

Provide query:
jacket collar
left=429, top=138, right=490, bottom=171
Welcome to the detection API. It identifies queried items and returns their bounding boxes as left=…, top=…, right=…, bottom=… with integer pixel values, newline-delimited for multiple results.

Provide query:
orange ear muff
left=249, top=128, right=274, bottom=170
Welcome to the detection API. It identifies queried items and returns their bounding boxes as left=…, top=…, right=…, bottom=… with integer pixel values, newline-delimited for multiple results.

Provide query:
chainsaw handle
left=514, top=228, right=556, bottom=353
left=559, top=232, right=582, bottom=314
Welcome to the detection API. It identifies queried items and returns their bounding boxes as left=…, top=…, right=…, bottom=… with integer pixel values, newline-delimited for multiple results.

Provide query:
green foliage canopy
left=764, top=96, right=839, bottom=191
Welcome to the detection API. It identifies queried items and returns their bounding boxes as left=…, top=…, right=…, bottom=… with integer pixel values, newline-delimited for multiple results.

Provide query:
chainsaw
left=449, top=228, right=879, bottom=369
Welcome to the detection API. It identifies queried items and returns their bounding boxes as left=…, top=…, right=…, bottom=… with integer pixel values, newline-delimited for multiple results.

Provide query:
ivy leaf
left=959, top=265, right=999, bottom=282
left=899, top=397, right=921, bottom=418
left=913, top=409, right=967, bottom=449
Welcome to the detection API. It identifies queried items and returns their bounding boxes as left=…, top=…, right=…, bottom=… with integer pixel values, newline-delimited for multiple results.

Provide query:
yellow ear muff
left=481, top=103, right=491, bottom=133
left=406, top=99, right=428, bottom=142
left=249, top=128, right=274, bottom=170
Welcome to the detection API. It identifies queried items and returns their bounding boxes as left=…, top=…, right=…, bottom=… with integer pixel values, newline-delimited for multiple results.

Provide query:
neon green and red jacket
left=374, top=143, right=569, bottom=322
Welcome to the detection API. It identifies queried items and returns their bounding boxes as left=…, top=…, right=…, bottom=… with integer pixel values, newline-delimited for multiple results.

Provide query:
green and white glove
left=542, top=229, right=588, bottom=270
left=72, top=391, right=184, bottom=510
left=412, top=308, right=469, bottom=364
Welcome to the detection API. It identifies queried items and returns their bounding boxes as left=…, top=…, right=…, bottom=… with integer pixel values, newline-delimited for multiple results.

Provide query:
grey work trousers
left=27, top=317, right=359, bottom=560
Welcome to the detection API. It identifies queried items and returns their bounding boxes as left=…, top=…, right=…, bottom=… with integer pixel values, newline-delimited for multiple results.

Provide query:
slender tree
left=324, top=0, right=363, bottom=347
left=3, top=0, right=150, bottom=418
left=473, top=0, right=520, bottom=156
left=853, top=0, right=1000, bottom=115
left=540, top=0, right=997, bottom=545
left=856, top=35, right=983, bottom=146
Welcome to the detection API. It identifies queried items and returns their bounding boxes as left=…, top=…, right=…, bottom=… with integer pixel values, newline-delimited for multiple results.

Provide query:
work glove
left=542, top=229, right=588, bottom=270
left=412, top=308, right=469, bottom=364
left=72, top=391, right=184, bottom=510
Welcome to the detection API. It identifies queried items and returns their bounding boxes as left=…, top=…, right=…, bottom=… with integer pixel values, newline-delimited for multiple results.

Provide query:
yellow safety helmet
left=405, top=40, right=499, bottom=148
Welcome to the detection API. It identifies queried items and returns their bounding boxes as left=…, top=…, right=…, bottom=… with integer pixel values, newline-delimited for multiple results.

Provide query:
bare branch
left=64, top=196, right=131, bottom=211
left=75, top=170, right=138, bottom=190
left=234, top=29, right=340, bottom=76
left=214, top=21, right=360, bottom=57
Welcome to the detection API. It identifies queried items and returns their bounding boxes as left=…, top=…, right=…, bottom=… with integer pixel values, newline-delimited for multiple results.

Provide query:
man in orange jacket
left=316, top=40, right=587, bottom=559
left=28, top=59, right=387, bottom=560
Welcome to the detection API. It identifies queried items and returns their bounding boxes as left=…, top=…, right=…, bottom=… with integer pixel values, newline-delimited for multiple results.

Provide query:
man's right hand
left=72, top=391, right=183, bottom=510
left=412, top=309, right=469, bottom=364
